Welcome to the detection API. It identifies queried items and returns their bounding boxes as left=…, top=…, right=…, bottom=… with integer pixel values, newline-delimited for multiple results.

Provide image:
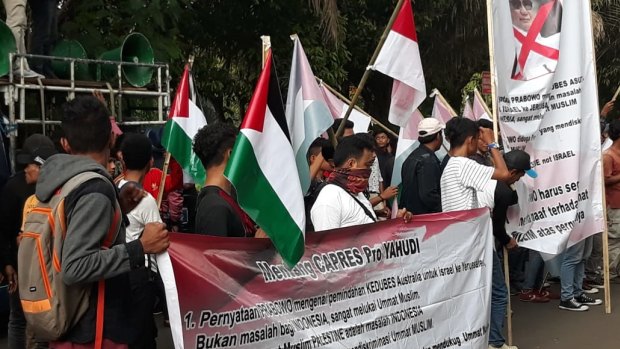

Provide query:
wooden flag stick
left=319, top=79, right=398, bottom=138
left=157, top=55, right=194, bottom=208
left=613, top=85, right=620, bottom=101
left=600, top=169, right=612, bottom=314
left=335, top=0, right=407, bottom=139
left=261, top=36, right=271, bottom=69
left=503, top=248, right=513, bottom=345
left=485, top=0, right=514, bottom=344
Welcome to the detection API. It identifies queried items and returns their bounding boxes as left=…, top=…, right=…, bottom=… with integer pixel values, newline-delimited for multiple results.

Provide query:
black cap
left=16, top=134, right=57, bottom=166
left=504, top=149, right=537, bottom=178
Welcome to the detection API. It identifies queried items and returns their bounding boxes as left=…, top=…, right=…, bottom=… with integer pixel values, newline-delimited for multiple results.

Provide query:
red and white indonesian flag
left=463, top=98, right=475, bottom=120
left=473, top=89, right=492, bottom=121
left=224, top=50, right=305, bottom=266
left=373, top=0, right=426, bottom=127
left=162, top=65, right=207, bottom=184
left=319, top=84, right=371, bottom=134
left=285, top=36, right=335, bottom=194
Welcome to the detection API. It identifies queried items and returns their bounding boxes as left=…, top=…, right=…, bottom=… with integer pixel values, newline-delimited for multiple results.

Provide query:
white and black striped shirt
left=441, top=157, right=494, bottom=212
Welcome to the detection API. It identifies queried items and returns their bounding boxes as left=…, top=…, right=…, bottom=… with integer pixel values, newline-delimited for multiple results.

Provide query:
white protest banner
left=158, top=209, right=493, bottom=349
left=491, top=0, right=604, bottom=253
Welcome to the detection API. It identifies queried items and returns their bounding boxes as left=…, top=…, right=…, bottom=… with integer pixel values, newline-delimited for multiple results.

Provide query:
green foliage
left=53, top=0, right=620, bottom=125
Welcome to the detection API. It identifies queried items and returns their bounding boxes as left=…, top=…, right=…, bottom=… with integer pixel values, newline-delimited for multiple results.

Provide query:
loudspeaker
left=51, top=40, right=91, bottom=80
left=98, top=32, right=154, bottom=87
left=0, top=21, right=16, bottom=77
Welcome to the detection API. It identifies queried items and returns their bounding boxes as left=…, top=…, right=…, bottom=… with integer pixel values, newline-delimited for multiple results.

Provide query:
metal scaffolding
left=2, top=53, right=171, bottom=169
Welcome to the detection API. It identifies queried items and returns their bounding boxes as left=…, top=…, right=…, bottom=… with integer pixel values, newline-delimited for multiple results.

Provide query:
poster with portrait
left=491, top=0, right=605, bottom=254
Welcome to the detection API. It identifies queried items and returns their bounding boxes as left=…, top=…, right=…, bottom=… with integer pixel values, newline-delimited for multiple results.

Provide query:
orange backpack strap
left=57, top=171, right=122, bottom=349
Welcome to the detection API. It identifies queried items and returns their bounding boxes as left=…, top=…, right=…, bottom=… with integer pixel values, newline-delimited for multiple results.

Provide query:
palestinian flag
left=162, top=65, right=207, bottom=184
left=225, top=50, right=305, bottom=266
left=285, top=36, right=334, bottom=194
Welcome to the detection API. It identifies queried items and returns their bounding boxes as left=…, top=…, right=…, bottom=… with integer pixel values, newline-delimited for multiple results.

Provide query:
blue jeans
left=489, top=250, right=508, bottom=347
left=560, top=237, right=593, bottom=301
left=523, top=250, right=545, bottom=290
left=8, top=289, right=26, bottom=349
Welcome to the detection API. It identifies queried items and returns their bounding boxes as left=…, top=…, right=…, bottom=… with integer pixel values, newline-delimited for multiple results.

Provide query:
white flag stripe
left=374, top=31, right=425, bottom=95
left=242, top=108, right=305, bottom=232
left=170, top=100, right=206, bottom=140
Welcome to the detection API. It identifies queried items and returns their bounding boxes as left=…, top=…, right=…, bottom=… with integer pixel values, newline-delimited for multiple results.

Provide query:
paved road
left=3, top=284, right=619, bottom=348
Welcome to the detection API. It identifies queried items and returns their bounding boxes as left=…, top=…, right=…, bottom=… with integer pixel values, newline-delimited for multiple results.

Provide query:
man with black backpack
left=18, top=96, right=169, bottom=349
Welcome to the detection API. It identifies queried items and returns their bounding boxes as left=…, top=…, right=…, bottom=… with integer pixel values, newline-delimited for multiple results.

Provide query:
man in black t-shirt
left=193, top=123, right=256, bottom=237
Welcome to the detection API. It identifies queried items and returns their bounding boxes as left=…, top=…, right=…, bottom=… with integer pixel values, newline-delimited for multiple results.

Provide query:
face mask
left=327, top=168, right=372, bottom=194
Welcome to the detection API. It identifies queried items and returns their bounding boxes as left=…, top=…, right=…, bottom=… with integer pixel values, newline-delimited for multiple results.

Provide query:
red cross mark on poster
left=513, top=0, right=560, bottom=80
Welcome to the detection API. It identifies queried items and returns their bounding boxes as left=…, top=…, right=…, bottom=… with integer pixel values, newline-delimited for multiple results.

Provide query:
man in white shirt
left=311, top=134, right=411, bottom=231
left=118, top=133, right=162, bottom=349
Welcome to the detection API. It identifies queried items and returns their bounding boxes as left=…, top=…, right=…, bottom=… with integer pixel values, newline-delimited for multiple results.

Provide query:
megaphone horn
left=51, top=40, right=91, bottom=80
left=99, top=32, right=155, bottom=87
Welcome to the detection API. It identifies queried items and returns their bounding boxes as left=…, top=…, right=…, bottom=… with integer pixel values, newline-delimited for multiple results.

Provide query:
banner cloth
left=158, top=208, right=493, bottom=349
left=491, top=0, right=604, bottom=253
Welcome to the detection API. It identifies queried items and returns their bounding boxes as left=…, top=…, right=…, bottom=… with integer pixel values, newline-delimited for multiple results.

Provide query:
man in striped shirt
left=439, top=117, right=517, bottom=349
left=440, top=117, right=513, bottom=212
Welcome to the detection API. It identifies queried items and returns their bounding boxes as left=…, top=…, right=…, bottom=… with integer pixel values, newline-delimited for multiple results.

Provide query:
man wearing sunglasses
left=510, top=0, right=536, bottom=32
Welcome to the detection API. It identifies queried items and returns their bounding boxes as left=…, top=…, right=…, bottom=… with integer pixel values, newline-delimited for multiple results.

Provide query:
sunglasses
left=510, top=0, right=533, bottom=10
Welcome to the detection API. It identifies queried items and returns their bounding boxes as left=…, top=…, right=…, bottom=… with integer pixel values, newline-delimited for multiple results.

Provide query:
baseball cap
left=418, top=118, right=445, bottom=136
left=16, top=134, right=57, bottom=166
left=504, top=149, right=538, bottom=178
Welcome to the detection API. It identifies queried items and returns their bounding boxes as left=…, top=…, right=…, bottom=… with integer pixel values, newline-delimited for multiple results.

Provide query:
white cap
left=417, top=118, right=445, bottom=136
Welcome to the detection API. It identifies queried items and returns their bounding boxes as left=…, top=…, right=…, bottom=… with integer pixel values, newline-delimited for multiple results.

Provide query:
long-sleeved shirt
left=400, top=144, right=442, bottom=214
left=0, top=172, right=34, bottom=269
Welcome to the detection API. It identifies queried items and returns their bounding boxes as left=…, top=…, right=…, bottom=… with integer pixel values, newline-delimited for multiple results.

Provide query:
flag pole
left=261, top=36, right=271, bottom=68
left=319, top=78, right=398, bottom=138
left=583, top=0, right=612, bottom=315
left=485, top=0, right=514, bottom=344
left=335, top=0, right=407, bottom=139
left=157, top=55, right=195, bottom=208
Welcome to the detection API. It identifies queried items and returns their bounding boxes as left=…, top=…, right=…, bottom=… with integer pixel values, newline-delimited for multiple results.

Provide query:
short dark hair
left=193, top=123, right=237, bottom=169
left=477, top=119, right=493, bottom=130
left=120, top=133, right=153, bottom=171
left=62, top=96, right=111, bottom=153
left=332, top=119, right=354, bottom=133
left=445, top=117, right=479, bottom=148
left=333, top=133, right=374, bottom=167
left=307, top=137, right=329, bottom=163
left=609, top=120, right=620, bottom=141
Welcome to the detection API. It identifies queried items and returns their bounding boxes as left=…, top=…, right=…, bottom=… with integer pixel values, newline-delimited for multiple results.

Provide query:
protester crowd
left=0, top=94, right=615, bottom=349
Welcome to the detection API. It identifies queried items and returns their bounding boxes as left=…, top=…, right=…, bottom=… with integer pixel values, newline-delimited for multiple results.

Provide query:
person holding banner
left=193, top=123, right=257, bottom=237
